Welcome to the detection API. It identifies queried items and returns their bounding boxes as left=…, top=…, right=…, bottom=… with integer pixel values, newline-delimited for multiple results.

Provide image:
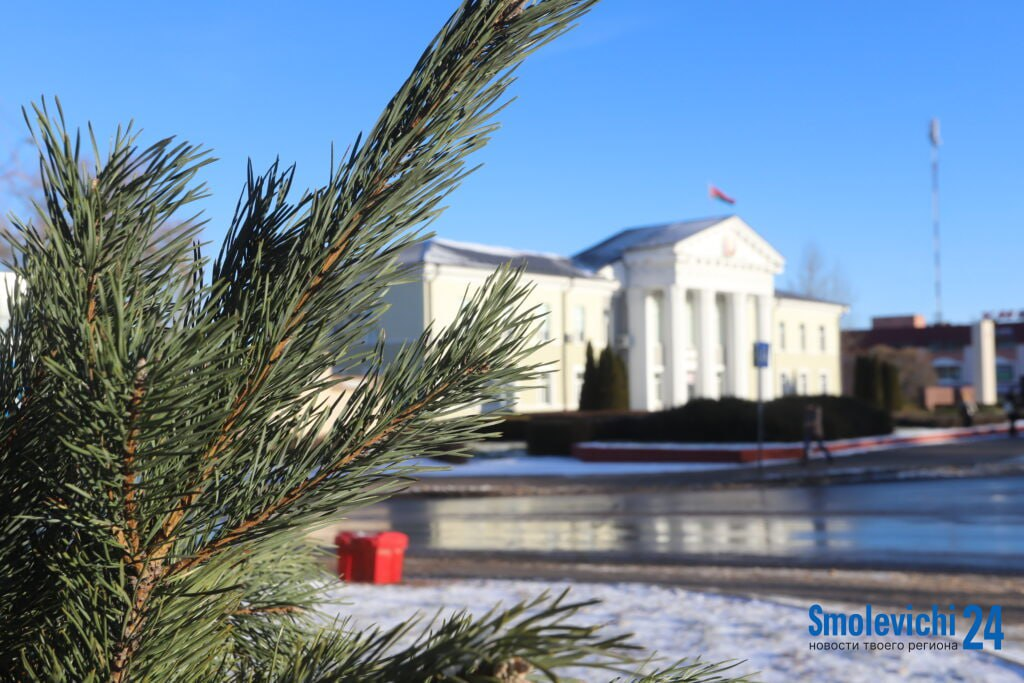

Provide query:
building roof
left=399, top=238, right=602, bottom=279
left=572, top=216, right=731, bottom=269
left=844, top=324, right=972, bottom=350
left=775, top=288, right=848, bottom=307
left=844, top=320, right=1024, bottom=351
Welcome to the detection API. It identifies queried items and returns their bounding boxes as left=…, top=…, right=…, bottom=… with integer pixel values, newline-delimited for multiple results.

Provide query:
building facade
left=381, top=239, right=618, bottom=412
left=843, top=315, right=1015, bottom=405
left=382, top=216, right=847, bottom=412
left=774, top=292, right=846, bottom=398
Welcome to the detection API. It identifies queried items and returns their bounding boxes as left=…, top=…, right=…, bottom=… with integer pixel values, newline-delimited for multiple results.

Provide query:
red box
left=334, top=531, right=357, bottom=580
left=336, top=531, right=409, bottom=584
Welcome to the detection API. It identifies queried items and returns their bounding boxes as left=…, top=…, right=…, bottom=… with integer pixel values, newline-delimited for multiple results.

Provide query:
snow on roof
left=399, top=237, right=602, bottom=279
left=775, top=289, right=848, bottom=307
left=572, top=216, right=731, bottom=269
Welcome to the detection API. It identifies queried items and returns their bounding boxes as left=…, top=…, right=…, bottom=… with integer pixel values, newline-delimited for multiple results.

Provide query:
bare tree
left=1, top=139, right=183, bottom=266
left=0, top=139, right=45, bottom=263
left=786, top=241, right=853, bottom=304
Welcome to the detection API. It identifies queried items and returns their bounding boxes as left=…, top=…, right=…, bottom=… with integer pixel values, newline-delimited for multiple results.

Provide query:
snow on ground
left=323, top=579, right=1024, bottom=682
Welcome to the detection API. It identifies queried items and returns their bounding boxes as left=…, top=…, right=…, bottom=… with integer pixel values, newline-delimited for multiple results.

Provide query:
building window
left=541, top=373, right=555, bottom=405
left=537, top=303, right=551, bottom=341
left=780, top=372, right=792, bottom=396
left=997, top=361, right=1014, bottom=385
left=820, top=372, right=828, bottom=394
left=648, top=292, right=664, bottom=366
left=686, top=291, right=697, bottom=348
left=602, top=308, right=611, bottom=347
left=652, top=370, right=664, bottom=410
left=482, top=383, right=515, bottom=413
left=798, top=372, right=808, bottom=395
left=779, top=322, right=786, bottom=351
left=716, top=294, right=728, bottom=353
left=799, top=324, right=806, bottom=352
left=818, top=325, right=826, bottom=352
left=572, top=305, right=586, bottom=343
left=933, top=359, right=961, bottom=386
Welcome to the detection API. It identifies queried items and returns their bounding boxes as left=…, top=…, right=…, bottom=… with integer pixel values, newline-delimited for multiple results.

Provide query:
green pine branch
left=0, top=1, right=754, bottom=681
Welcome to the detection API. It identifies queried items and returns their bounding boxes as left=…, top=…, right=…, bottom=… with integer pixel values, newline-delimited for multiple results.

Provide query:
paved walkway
left=406, top=435, right=1024, bottom=496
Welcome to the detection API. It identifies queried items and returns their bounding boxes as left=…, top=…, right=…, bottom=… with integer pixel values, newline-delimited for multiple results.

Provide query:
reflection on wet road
left=343, top=476, right=1024, bottom=572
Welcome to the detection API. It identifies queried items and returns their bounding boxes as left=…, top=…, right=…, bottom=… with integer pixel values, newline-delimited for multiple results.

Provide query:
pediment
left=673, top=216, right=784, bottom=274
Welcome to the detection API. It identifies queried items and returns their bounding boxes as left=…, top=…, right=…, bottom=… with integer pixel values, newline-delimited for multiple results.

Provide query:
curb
left=572, top=422, right=1017, bottom=463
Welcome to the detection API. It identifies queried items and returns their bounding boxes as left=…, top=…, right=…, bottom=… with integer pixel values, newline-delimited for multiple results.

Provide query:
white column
left=696, top=288, right=718, bottom=399
left=972, top=319, right=997, bottom=405
left=756, top=294, right=774, bottom=400
left=666, top=285, right=689, bottom=406
left=626, top=288, right=649, bottom=410
left=727, top=292, right=749, bottom=399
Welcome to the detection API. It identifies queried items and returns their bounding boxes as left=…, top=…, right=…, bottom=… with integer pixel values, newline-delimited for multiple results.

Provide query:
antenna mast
left=930, top=118, right=942, bottom=324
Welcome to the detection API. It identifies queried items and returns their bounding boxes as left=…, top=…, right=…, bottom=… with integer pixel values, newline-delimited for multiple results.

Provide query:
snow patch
left=322, top=579, right=1024, bottom=683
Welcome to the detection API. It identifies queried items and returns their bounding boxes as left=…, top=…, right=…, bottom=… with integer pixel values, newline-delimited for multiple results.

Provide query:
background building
left=383, top=215, right=847, bottom=412
left=0, top=273, right=16, bottom=328
left=384, top=239, right=618, bottom=412
left=843, top=315, right=1013, bottom=406
left=774, top=291, right=846, bottom=398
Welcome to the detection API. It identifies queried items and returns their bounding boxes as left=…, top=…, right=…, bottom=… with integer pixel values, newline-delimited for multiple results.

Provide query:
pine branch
left=0, top=1, right=752, bottom=680
left=155, top=0, right=587, bottom=551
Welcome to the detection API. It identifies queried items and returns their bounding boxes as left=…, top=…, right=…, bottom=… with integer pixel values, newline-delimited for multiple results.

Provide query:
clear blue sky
left=2, top=1, right=1021, bottom=327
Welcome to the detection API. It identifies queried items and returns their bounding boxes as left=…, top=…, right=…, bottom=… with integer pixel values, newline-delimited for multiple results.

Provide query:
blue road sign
left=753, top=341, right=770, bottom=368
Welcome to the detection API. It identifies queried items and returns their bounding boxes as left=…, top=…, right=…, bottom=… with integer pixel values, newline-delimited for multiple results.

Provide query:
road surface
left=345, top=468, right=1024, bottom=573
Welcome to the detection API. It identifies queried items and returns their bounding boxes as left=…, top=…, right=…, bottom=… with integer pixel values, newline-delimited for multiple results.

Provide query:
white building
left=0, top=272, right=18, bottom=328
left=380, top=238, right=618, bottom=413
left=380, top=215, right=847, bottom=412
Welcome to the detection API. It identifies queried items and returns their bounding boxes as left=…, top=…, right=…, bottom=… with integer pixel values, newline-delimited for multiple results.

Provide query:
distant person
left=960, top=397, right=977, bottom=427
left=802, top=403, right=833, bottom=464
left=955, top=387, right=976, bottom=427
left=1005, top=391, right=1019, bottom=438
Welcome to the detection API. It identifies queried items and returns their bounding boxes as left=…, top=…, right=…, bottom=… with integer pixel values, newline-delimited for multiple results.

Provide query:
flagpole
left=930, top=119, right=942, bottom=324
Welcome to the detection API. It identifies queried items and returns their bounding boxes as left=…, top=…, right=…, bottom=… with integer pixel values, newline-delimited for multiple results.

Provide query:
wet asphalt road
left=345, top=471, right=1024, bottom=573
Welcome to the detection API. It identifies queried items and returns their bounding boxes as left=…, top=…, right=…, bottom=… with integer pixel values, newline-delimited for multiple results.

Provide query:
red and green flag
left=708, top=184, right=735, bottom=205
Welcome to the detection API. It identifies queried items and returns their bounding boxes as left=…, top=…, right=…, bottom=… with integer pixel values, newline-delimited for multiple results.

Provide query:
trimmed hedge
left=894, top=405, right=1005, bottom=428
left=525, top=417, right=598, bottom=455
left=494, top=413, right=530, bottom=441
left=525, top=396, right=892, bottom=455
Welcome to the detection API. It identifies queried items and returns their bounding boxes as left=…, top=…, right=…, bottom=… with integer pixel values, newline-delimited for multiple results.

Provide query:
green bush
left=578, top=343, right=600, bottom=410
left=853, top=353, right=904, bottom=412
left=578, top=344, right=629, bottom=411
left=525, top=396, right=892, bottom=454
